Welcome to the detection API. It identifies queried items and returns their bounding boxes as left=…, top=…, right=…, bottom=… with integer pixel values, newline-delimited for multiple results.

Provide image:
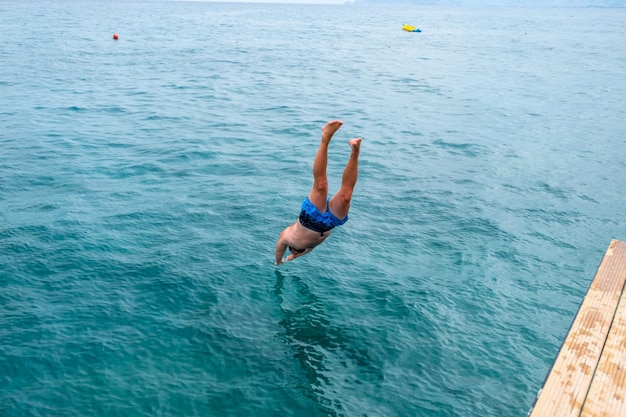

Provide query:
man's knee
left=341, top=189, right=354, bottom=203
left=313, top=180, right=328, bottom=194
left=334, top=191, right=352, bottom=207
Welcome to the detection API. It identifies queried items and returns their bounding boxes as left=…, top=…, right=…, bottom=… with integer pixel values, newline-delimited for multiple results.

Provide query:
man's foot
left=349, top=137, right=362, bottom=152
left=321, top=120, right=343, bottom=144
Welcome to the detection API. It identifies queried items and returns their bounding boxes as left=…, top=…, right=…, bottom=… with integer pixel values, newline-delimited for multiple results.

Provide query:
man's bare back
left=275, top=120, right=361, bottom=265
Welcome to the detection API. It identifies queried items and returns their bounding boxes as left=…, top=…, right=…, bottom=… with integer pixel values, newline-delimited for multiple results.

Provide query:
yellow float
left=402, top=24, right=422, bottom=33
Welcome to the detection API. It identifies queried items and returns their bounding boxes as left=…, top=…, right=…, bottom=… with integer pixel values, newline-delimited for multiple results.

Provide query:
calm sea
left=1, top=1, right=625, bottom=416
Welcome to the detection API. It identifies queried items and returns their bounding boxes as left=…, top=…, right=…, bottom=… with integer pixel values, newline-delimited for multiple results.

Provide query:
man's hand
left=275, top=231, right=288, bottom=266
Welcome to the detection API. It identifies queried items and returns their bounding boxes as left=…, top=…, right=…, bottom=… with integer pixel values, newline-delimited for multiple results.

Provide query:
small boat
left=403, top=24, right=422, bottom=33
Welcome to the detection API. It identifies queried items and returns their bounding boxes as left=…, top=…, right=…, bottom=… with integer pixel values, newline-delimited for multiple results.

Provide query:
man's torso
left=283, top=220, right=331, bottom=250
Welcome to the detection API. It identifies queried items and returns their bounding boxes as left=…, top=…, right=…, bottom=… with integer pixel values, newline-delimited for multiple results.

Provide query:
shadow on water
left=273, top=270, right=382, bottom=417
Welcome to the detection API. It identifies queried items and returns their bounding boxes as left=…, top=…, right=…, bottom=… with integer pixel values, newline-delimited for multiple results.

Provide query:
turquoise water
left=2, top=1, right=625, bottom=416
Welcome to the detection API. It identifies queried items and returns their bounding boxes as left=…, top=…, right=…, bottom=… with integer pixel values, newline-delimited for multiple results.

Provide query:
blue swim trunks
left=298, top=197, right=348, bottom=235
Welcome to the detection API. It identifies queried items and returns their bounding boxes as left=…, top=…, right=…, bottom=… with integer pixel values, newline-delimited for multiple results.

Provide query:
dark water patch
left=514, top=207, right=586, bottom=227
left=533, top=181, right=570, bottom=200
left=143, top=114, right=186, bottom=122
left=431, top=138, right=488, bottom=157
left=273, top=270, right=383, bottom=417
left=527, top=231, right=578, bottom=250
left=388, top=76, right=444, bottom=95
left=103, top=162, right=166, bottom=179
left=66, top=106, right=87, bottom=112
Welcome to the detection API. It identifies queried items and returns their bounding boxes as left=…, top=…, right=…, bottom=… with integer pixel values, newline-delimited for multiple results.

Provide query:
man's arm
left=275, top=231, right=288, bottom=265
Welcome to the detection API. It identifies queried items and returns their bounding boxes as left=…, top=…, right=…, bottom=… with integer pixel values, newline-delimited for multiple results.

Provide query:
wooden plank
left=529, top=240, right=626, bottom=417
left=580, top=240, right=626, bottom=417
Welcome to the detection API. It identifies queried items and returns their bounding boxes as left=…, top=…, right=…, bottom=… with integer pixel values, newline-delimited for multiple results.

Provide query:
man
left=275, top=120, right=361, bottom=265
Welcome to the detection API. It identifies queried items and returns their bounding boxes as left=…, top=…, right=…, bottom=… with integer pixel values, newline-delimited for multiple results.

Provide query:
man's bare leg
left=329, top=138, right=361, bottom=220
left=308, top=120, right=343, bottom=211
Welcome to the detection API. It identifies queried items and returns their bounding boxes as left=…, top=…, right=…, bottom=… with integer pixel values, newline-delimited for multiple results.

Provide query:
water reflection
left=273, top=270, right=382, bottom=417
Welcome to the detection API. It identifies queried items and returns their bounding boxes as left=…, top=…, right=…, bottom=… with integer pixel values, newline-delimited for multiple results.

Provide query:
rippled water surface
left=1, top=1, right=625, bottom=416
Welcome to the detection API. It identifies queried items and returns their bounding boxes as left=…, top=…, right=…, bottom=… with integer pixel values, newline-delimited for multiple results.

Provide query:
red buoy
left=113, top=33, right=119, bottom=40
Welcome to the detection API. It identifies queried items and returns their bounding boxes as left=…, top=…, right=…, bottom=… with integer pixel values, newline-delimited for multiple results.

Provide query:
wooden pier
left=529, top=239, right=626, bottom=417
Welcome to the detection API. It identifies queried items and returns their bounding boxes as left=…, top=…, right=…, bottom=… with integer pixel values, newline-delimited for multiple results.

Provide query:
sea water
left=1, top=1, right=625, bottom=416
